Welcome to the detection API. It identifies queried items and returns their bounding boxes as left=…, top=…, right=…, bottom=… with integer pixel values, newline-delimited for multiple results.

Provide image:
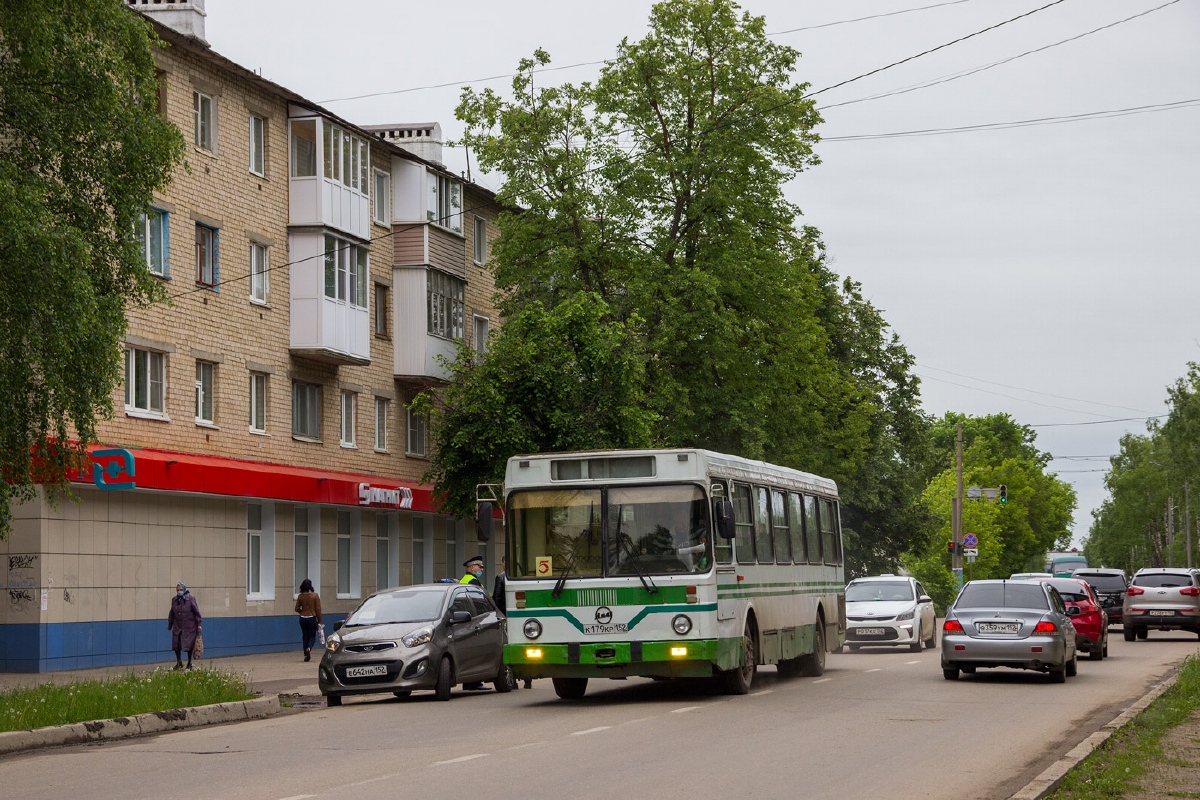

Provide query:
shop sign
left=358, top=482, right=414, bottom=509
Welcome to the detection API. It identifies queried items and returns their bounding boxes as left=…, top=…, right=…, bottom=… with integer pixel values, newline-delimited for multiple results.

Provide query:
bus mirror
left=476, top=502, right=493, bottom=542
left=715, top=499, right=736, bottom=540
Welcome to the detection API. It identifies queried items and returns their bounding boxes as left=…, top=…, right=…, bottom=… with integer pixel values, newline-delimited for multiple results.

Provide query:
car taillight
left=1180, top=587, right=1200, bottom=597
left=943, top=619, right=963, bottom=633
left=1033, top=621, right=1057, bottom=634
left=1127, top=586, right=1145, bottom=596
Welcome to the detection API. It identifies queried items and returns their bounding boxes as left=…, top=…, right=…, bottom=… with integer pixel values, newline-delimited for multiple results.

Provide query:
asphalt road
left=4, top=631, right=1198, bottom=800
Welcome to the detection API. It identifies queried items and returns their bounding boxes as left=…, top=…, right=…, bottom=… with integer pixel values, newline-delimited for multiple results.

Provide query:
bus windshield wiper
left=615, top=522, right=658, bottom=595
left=551, top=539, right=581, bottom=599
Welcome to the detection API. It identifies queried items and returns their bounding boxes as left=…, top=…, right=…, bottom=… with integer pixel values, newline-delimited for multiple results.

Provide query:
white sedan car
left=844, top=576, right=937, bottom=652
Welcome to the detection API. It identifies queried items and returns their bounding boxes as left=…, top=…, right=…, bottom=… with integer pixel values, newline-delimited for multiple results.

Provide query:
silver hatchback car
left=319, top=583, right=511, bottom=706
left=1122, top=568, right=1200, bottom=641
left=941, top=580, right=1077, bottom=683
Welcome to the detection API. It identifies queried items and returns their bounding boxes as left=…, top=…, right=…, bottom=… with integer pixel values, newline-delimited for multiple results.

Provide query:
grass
left=1049, top=654, right=1200, bottom=799
left=0, top=668, right=254, bottom=733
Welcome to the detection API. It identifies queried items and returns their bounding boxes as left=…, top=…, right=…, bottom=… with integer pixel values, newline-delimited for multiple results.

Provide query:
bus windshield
left=508, top=484, right=711, bottom=579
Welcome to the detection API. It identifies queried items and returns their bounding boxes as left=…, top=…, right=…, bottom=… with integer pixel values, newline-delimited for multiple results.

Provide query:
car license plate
left=976, top=622, right=1020, bottom=634
left=1149, top=610, right=1175, bottom=616
left=345, top=664, right=388, bottom=678
left=583, top=623, right=628, bottom=635
left=857, top=628, right=886, bottom=636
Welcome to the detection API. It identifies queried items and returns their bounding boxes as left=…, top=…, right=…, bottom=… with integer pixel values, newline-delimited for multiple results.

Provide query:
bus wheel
left=720, top=622, right=757, bottom=695
left=552, top=677, right=588, bottom=699
left=799, top=619, right=826, bottom=677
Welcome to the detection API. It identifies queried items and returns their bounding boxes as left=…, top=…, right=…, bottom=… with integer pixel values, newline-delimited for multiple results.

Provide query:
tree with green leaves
left=0, top=1, right=185, bottom=537
left=435, top=0, right=929, bottom=569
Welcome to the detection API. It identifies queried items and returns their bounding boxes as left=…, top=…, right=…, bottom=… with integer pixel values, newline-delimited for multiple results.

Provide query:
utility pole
left=953, top=424, right=964, bottom=592
left=1186, top=480, right=1192, bottom=569
left=1167, top=496, right=1175, bottom=568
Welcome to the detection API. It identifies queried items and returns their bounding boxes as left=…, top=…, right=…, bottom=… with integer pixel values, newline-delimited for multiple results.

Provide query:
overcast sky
left=205, top=0, right=1199, bottom=545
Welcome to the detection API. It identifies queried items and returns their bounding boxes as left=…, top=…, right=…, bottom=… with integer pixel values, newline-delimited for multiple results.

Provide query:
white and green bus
left=476, top=448, right=847, bottom=699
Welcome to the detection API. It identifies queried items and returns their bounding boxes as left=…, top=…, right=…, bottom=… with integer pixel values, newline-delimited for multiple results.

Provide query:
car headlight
left=896, top=610, right=914, bottom=621
left=325, top=634, right=342, bottom=653
left=672, top=614, right=693, bottom=635
left=402, top=628, right=433, bottom=648
left=523, top=619, right=543, bottom=640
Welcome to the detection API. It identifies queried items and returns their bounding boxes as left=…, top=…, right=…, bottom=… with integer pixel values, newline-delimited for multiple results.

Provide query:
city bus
left=1045, top=552, right=1088, bottom=577
left=476, top=448, right=847, bottom=699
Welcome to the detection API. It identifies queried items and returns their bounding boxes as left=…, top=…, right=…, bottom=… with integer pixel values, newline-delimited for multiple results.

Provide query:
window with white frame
left=427, top=270, right=464, bottom=340
left=195, top=223, right=218, bottom=287
left=292, top=381, right=321, bottom=439
left=125, top=347, right=166, bottom=414
left=406, top=405, right=427, bottom=457
left=340, top=390, right=356, bottom=447
left=249, top=114, right=266, bottom=176
left=290, top=119, right=317, bottom=177
left=322, top=120, right=368, bottom=193
left=376, top=514, right=392, bottom=592
left=136, top=209, right=169, bottom=276
left=373, top=169, right=390, bottom=225
left=249, top=243, right=268, bottom=303
left=374, top=397, right=388, bottom=451
left=323, top=234, right=368, bottom=308
left=473, top=315, right=489, bottom=360
left=193, top=90, right=215, bottom=151
left=249, top=372, right=268, bottom=433
left=247, top=503, right=275, bottom=600
left=427, top=171, right=463, bottom=233
left=195, top=361, right=216, bottom=424
left=336, top=509, right=361, bottom=598
left=473, top=216, right=487, bottom=264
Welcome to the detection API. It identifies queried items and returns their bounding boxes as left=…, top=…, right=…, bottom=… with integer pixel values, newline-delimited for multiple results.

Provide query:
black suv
left=1073, top=568, right=1128, bottom=627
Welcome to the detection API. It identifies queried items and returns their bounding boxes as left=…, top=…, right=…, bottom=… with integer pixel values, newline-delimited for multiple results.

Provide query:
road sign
left=963, top=547, right=978, bottom=557
left=966, top=552, right=977, bottom=564
left=963, top=533, right=978, bottom=548
left=966, top=485, right=982, bottom=499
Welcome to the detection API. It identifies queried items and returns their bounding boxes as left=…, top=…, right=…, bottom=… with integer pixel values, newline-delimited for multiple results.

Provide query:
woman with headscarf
left=295, top=578, right=322, bottom=662
left=167, top=582, right=202, bottom=670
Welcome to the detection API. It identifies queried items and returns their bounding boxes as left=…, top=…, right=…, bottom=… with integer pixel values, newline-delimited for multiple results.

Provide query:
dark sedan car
left=319, top=583, right=511, bottom=706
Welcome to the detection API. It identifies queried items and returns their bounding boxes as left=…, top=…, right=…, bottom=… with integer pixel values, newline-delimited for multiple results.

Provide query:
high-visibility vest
left=460, top=573, right=480, bottom=585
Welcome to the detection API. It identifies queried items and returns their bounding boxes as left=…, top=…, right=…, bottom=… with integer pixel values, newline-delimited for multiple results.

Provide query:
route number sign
left=535, top=556, right=553, bottom=577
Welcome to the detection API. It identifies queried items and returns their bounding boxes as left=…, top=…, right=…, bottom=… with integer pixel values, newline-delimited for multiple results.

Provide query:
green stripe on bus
left=505, top=604, right=716, bottom=632
left=518, top=585, right=691, bottom=607
left=506, top=639, right=719, bottom=666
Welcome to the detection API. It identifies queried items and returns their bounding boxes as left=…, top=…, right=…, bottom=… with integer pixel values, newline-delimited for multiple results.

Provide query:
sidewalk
left=0, top=649, right=323, bottom=699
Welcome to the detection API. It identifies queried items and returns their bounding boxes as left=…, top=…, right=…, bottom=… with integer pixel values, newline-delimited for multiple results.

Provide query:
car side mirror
left=450, top=610, right=472, bottom=624
left=333, top=620, right=344, bottom=632
left=1067, top=606, right=1081, bottom=617
left=714, top=499, right=736, bottom=540
left=919, top=595, right=932, bottom=604
left=476, top=502, right=493, bottom=542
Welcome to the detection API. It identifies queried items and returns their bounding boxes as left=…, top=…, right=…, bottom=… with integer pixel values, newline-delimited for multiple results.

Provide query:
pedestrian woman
left=295, top=578, right=322, bottom=662
left=168, top=582, right=202, bottom=670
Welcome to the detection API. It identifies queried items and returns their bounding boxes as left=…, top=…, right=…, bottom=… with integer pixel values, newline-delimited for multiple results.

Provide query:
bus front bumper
left=505, top=639, right=719, bottom=680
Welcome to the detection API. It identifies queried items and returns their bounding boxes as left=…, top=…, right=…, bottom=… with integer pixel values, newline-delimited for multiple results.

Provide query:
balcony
left=289, top=230, right=370, bottom=366
left=289, top=111, right=371, bottom=240
left=393, top=266, right=460, bottom=383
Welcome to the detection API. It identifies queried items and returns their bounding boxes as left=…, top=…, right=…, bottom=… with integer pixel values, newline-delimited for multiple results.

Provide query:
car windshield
left=1134, top=573, right=1195, bottom=588
left=956, top=583, right=1049, bottom=610
left=1076, top=574, right=1127, bottom=593
left=846, top=581, right=913, bottom=602
left=345, top=590, right=445, bottom=626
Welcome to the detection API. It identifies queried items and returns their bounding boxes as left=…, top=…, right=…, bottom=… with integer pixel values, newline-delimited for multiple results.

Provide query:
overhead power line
left=916, top=363, right=1160, bottom=416
left=1030, top=416, right=1165, bottom=428
left=914, top=372, right=1123, bottom=420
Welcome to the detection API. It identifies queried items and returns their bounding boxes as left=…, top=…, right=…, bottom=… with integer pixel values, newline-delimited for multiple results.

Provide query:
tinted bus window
left=755, top=487, right=773, bottom=564
left=733, top=483, right=755, bottom=564
left=803, top=494, right=821, bottom=564
left=771, top=490, right=791, bottom=563
left=787, top=492, right=806, bottom=563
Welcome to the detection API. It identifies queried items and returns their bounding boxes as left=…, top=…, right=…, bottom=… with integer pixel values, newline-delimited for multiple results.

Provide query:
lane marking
left=572, top=726, right=611, bottom=736
left=751, top=690, right=774, bottom=697
left=507, top=741, right=544, bottom=751
left=276, top=796, right=316, bottom=800
left=622, top=716, right=656, bottom=725
left=906, top=660, right=922, bottom=665
left=431, top=754, right=489, bottom=766
left=813, top=678, right=832, bottom=683
left=865, top=668, right=882, bottom=673
left=345, top=773, right=403, bottom=788
left=671, top=706, right=702, bottom=714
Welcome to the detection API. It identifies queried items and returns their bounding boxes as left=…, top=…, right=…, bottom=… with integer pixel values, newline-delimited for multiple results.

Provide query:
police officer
left=460, top=555, right=484, bottom=586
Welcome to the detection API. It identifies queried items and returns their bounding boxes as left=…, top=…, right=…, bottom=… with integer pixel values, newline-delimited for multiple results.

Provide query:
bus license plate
left=977, top=622, right=1019, bottom=634
left=345, top=665, right=388, bottom=678
left=583, top=623, right=628, bottom=635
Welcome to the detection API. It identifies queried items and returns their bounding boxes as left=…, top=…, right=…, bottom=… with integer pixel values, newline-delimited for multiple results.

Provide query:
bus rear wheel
left=552, top=677, right=588, bottom=699
left=799, top=618, right=826, bottom=677
left=719, top=621, right=757, bottom=695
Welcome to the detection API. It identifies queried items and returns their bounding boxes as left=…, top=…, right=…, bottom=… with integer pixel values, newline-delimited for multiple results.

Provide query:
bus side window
left=754, top=486, right=773, bottom=564
left=820, top=498, right=839, bottom=566
left=714, top=481, right=733, bottom=565
left=733, top=483, right=755, bottom=564
left=771, top=489, right=790, bottom=564
left=787, top=492, right=806, bottom=563
left=803, top=494, right=821, bottom=564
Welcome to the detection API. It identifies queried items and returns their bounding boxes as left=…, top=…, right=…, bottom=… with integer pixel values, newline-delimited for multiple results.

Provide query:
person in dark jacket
left=168, top=582, right=202, bottom=670
left=295, top=578, right=322, bottom=662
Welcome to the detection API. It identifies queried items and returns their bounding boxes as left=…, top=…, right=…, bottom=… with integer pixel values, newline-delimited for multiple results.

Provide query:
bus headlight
left=523, top=619, right=543, bottom=640
left=672, top=614, right=693, bottom=635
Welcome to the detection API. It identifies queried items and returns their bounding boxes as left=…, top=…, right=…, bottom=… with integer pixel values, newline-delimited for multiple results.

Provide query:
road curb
left=1009, top=669, right=1181, bottom=799
left=0, top=695, right=280, bottom=758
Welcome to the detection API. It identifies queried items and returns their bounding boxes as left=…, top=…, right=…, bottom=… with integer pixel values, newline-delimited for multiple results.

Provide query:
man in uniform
left=460, top=555, right=485, bottom=586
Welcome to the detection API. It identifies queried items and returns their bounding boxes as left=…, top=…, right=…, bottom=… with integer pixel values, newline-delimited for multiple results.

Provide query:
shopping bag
left=193, top=633, right=205, bottom=658
left=317, top=625, right=325, bottom=646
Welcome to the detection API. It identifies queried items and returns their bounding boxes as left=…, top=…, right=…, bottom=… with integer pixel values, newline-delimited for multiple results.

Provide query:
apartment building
left=0, top=0, right=505, bottom=671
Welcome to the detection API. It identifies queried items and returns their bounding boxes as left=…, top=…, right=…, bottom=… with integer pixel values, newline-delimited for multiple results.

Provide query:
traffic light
left=948, top=540, right=955, bottom=554
left=999, top=485, right=1008, bottom=503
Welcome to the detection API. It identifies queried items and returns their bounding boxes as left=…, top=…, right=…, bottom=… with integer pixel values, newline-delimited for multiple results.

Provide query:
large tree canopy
left=0, top=1, right=185, bottom=535
left=426, top=0, right=928, bottom=570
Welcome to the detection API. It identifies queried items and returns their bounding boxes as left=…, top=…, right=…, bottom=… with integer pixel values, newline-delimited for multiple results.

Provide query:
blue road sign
left=963, top=533, right=978, bottom=548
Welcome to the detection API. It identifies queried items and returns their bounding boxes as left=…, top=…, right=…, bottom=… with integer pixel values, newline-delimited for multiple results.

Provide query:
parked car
left=319, top=583, right=511, bottom=706
left=1072, top=568, right=1128, bottom=627
left=1032, top=577, right=1108, bottom=660
left=843, top=575, right=937, bottom=653
left=1122, top=568, right=1200, bottom=641
left=941, top=579, right=1077, bottom=682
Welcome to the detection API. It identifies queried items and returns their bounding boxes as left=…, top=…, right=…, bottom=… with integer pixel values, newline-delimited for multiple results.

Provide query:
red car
left=1036, top=578, right=1109, bottom=660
